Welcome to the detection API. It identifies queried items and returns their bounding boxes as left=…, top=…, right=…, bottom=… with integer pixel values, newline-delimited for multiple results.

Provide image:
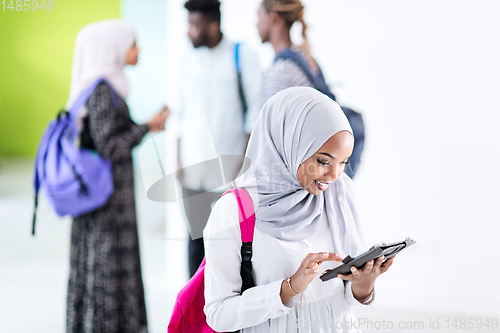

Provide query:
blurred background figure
left=256, top=0, right=364, bottom=178
left=257, top=0, right=314, bottom=106
left=65, top=20, right=168, bottom=333
left=176, top=0, right=262, bottom=277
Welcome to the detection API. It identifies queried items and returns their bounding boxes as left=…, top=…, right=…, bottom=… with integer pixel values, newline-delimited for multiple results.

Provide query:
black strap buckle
left=241, top=242, right=252, bottom=262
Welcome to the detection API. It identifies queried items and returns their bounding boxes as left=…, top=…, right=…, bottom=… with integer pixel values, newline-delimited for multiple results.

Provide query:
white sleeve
left=239, top=44, right=262, bottom=134
left=203, top=194, right=293, bottom=332
left=344, top=281, right=375, bottom=307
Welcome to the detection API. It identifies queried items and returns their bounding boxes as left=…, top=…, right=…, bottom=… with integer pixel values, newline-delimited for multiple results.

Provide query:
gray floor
left=0, top=157, right=497, bottom=333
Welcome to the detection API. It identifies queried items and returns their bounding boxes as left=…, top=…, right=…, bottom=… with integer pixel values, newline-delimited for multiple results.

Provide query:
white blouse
left=204, top=194, right=371, bottom=333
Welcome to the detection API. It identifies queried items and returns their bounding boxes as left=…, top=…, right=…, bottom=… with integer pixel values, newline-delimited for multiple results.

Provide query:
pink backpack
left=168, top=188, right=256, bottom=333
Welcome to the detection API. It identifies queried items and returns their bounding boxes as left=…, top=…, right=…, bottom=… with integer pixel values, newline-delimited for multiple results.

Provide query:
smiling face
left=296, top=131, right=354, bottom=195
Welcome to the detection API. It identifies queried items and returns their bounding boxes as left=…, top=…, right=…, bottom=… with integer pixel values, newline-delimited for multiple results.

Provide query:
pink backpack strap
left=222, top=187, right=256, bottom=293
left=222, top=188, right=255, bottom=242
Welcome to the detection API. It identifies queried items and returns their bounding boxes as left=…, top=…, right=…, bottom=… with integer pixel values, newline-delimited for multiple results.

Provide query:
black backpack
left=275, top=49, right=365, bottom=178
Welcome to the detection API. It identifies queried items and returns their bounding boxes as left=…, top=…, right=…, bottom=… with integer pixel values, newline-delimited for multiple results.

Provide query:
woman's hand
left=292, top=252, right=343, bottom=293
left=147, top=106, right=170, bottom=132
left=338, top=255, right=396, bottom=303
left=280, top=252, right=343, bottom=305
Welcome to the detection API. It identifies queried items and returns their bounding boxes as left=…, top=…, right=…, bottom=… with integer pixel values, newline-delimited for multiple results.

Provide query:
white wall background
left=159, top=0, right=500, bottom=318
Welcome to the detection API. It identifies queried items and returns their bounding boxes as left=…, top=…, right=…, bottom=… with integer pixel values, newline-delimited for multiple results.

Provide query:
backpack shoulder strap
left=275, top=48, right=336, bottom=101
left=222, top=187, right=255, bottom=242
left=234, top=43, right=242, bottom=75
left=68, top=78, right=106, bottom=118
left=234, top=43, right=248, bottom=118
left=275, top=48, right=315, bottom=84
left=32, top=119, right=60, bottom=235
left=222, top=187, right=256, bottom=293
left=68, top=78, right=119, bottom=119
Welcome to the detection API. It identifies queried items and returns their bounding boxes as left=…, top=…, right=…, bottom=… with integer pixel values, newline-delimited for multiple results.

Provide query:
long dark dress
left=66, top=82, right=149, bottom=333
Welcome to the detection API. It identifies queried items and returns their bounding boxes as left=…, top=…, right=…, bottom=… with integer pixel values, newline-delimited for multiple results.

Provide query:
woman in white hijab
left=66, top=20, right=168, bottom=333
left=203, top=87, right=395, bottom=332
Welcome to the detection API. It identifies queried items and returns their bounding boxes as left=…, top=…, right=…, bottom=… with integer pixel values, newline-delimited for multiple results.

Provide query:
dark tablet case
left=319, top=238, right=416, bottom=282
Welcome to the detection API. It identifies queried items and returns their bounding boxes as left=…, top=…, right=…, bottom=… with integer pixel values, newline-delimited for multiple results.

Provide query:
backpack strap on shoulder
left=234, top=43, right=248, bottom=118
left=222, top=187, right=256, bottom=293
left=224, top=187, right=255, bottom=242
left=68, top=78, right=106, bottom=119
left=68, top=78, right=119, bottom=121
left=275, top=48, right=337, bottom=101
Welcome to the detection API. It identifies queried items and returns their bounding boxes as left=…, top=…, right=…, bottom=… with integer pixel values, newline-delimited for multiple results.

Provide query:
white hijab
left=66, top=20, right=135, bottom=111
left=236, top=87, right=366, bottom=256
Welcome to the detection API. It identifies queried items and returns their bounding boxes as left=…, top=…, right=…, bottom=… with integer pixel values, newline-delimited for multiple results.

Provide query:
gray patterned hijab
left=236, top=87, right=366, bottom=256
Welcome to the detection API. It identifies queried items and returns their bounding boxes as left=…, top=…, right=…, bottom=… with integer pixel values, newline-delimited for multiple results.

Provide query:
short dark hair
left=184, top=0, right=221, bottom=23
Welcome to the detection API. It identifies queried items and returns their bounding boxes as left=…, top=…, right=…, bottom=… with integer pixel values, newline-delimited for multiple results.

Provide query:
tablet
left=319, top=237, right=416, bottom=282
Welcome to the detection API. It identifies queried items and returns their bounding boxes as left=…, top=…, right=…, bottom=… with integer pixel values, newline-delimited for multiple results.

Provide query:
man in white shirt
left=176, top=0, right=261, bottom=277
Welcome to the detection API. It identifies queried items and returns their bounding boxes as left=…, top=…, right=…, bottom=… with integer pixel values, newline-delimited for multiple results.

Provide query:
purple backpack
left=32, top=79, right=115, bottom=235
left=168, top=188, right=256, bottom=333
